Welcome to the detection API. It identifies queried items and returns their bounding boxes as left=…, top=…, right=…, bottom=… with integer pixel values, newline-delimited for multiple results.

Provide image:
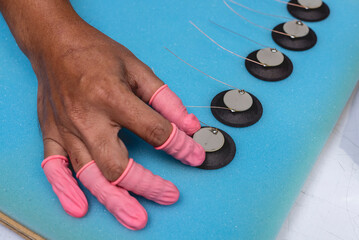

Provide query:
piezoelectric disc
left=211, top=90, right=263, bottom=128
left=298, top=0, right=323, bottom=9
left=283, top=20, right=309, bottom=38
left=272, top=22, right=317, bottom=51
left=193, top=127, right=225, bottom=152
left=195, top=127, right=236, bottom=170
left=223, top=90, right=253, bottom=112
left=287, top=0, right=330, bottom=22
left=245, top=49, right=293, bottom=81
left=256, top=48, right=284, bottom=67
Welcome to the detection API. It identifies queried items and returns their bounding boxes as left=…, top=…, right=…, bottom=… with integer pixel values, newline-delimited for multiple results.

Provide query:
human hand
left=0, top=0, right=205, bottom=230
left=36, top=14, right=207, bottom=230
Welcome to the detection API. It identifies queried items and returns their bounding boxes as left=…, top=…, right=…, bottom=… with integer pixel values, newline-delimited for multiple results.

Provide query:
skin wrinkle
left=125, top=69, right=140, bottom=93
left=43, top=138, right=66, bottom=152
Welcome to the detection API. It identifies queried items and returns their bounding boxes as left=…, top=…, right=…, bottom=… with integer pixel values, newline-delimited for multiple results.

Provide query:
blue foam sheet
left=1, top=0, right=359, bottom=239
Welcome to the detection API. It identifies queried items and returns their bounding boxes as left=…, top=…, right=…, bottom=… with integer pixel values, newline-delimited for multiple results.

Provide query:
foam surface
left=0, top=1, right=359, bottom=239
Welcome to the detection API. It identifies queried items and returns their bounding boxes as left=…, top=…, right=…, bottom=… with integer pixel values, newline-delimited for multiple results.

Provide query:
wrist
left=36, top=19, right=91, bottom=61
left=0, top=0, right=86, bottom=61
left=27, top=11, right=89, bottom=62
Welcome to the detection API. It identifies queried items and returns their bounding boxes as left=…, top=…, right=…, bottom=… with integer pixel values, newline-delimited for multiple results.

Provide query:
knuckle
left=146, top=122, right=169, bottom=147
left=93, top=83, right=114, bottom=103
left=67, top=146, right=83, bottom=160
left=86, top=134, right=129, bottom=182
left=92, top=135, right=109, bottom=152
left=86, top=76, right=128, bottom=107
left=126, top=71, right=139, bottom=92
left=65, top=106, right=88, bottom=128
left=58, top=125, right=71, bottom=136
left=60, top=96, right=90, bottom=130
left=101, top=160, right=125, bottom=182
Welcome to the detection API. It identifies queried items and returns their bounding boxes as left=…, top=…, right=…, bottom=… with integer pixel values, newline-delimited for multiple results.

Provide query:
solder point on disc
left=256, top=48, right=284, bottom=67
left=272, top=21, right=317, bottom=51
left=245, top=49, right=293, bottom=81
left=211, top=90, right=263, bottom=128
left=287, top=0, right=330, bottom=22
left=193, top=127, right=225, bottom=152
left=223, top=90, right=253, bottom=112
left=194, top=127, right=236, bottom=170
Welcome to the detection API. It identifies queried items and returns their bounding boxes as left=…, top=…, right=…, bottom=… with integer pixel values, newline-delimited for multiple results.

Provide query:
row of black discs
left=194, top=0, right=329, bottom=170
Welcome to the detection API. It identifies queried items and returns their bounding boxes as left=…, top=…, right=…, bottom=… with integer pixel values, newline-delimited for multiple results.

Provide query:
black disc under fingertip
left=211, top=90, right=263, bottom=128
left=245, top=50, right=293, bottom=81
left=272, top=23, right=317, bottom=51
left=287, top=0, right=330, bottom=22
left=197, top=128, right=236, bottom=170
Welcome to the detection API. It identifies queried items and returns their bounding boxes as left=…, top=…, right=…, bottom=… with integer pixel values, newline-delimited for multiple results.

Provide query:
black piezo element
left=272, top=23, right=317, bottom=51
left=197, top=128, right=236, bottom=170
left=287, top=0, right=330, bottom=22
left=245, top=50, right=293, bottom=81
left=211, top=90, right=263, bottom=128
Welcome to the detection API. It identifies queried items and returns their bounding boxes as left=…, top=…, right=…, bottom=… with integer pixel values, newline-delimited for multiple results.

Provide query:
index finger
left=123, top=57, right=201, bottom=136
left=149, top=84, right=201, bottom=136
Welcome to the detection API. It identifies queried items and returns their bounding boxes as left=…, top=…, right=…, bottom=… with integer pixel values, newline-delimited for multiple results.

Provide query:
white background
left=277, top=83, right=359, bottom=240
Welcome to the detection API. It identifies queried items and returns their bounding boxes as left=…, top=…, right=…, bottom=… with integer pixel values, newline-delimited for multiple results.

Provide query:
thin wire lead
left=274, top=0, right=309, bottom=9
left=199, top=120, right=211, bottom=127
left=165, top=48, right=243, bottom=114
left=228, top=0, right=292, bottom=20
left=223, top=0, right=292, bottom=38
left=198, top=120, right=220, bottom=133
left=164, top=47, right=239, bottom=90
left=186, top=106, right=236, bottom=112
left=209, top=20, right=271, bottom=49
left=189, top=21, right=265, bottom=66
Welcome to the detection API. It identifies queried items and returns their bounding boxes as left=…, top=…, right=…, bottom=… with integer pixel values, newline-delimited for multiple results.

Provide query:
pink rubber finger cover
left=112, top=158, right=179, bottom=205
left=41, top=155, right=88, bottom=218
left=77, top=161, right=148, bottom=231
left=149, top=84, right=201, bottom=136
left=156, top=123, right=205, bottom=166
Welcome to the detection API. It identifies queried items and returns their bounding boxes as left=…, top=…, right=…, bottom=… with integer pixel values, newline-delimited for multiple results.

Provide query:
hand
left=36, top=20, right=177, bottom=179
left=0, top=0, right=205, bottom=230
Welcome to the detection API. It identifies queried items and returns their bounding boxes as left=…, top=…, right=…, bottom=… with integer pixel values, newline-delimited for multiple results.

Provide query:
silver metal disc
left=256, top=48, right=284, bottom=67
left=298, top=0, right=323, bottom=9
left=223, top=90, right=253, bottom=112
left=193, top=127, right=225, bottom=152
left=283, top=20, right=309, bottom=38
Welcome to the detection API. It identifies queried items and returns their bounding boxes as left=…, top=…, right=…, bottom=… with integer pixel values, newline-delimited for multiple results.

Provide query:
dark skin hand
left=0, top=0, right=173, bottom=181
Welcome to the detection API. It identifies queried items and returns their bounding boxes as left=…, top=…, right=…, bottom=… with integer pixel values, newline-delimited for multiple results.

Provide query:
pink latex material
left=149, top=84, right=201, bottom=136
left=112, top=158, right=179, bottom=205
left=156, top=123, right=205, bottom=166
left=77, top=161, right=148, bottom=230
left=41, top=155, right=88, bottom=218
